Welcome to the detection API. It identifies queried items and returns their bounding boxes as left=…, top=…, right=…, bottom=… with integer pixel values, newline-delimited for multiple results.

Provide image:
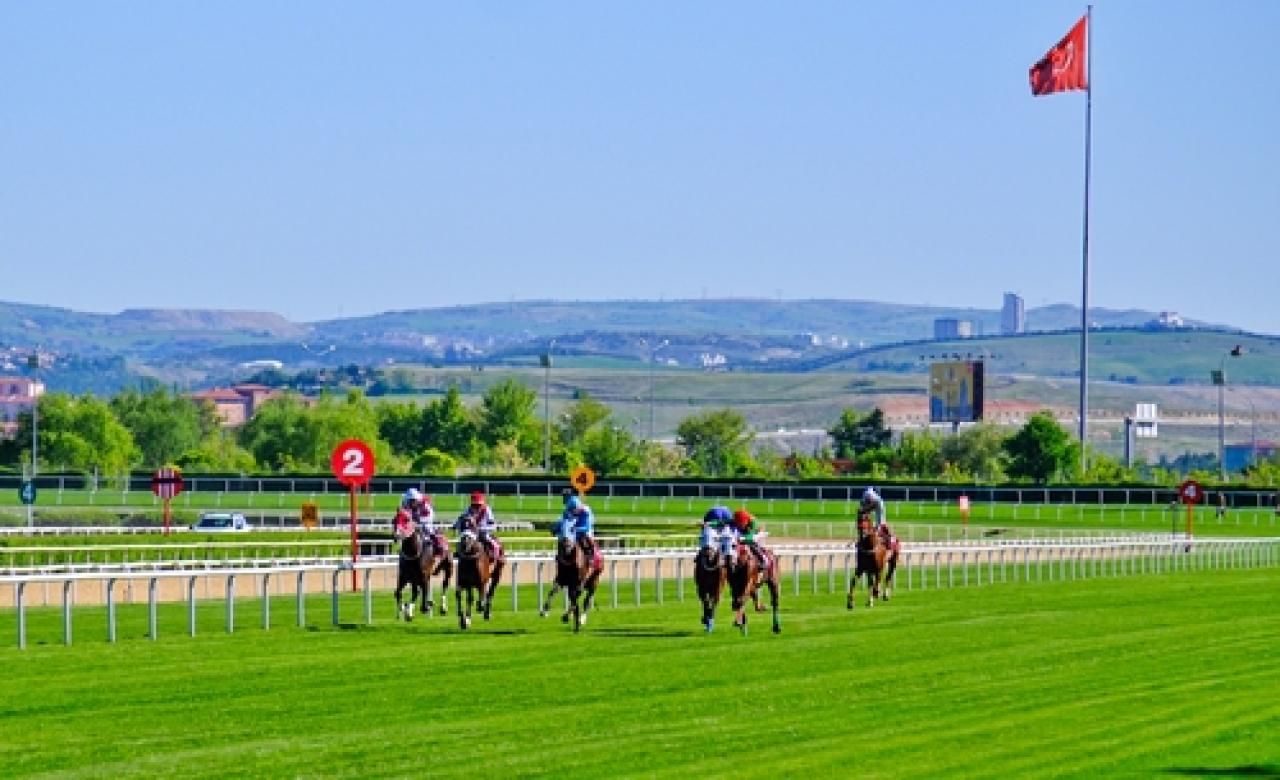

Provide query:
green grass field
left=1, top=568, right=1276, bottom=778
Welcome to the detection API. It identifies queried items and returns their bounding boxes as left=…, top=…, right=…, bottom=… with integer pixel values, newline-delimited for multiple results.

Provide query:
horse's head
left=458, top=529, right=482, bottom=558
left=556, top=534, right=579, bottom=566
left=856, top=513, right=873, bottom=537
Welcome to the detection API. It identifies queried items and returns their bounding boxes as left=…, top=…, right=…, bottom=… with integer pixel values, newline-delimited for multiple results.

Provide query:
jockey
left=860, top=487, right=894, bottom=545
left=394, top=488, right=422, bottom=538
left=732, top=508, right=769, bottom=572
left=455, top=491, right=500, bottom=559
left=563, top=496, right=596, bottom=555
left=700, top=504, right=732, bottom=549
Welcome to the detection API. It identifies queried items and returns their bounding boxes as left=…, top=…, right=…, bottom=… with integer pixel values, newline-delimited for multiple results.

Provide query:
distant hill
left=0, top=297, right=1255, bottom=393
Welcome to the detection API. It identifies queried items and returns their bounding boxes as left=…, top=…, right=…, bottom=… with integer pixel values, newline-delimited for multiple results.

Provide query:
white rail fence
left=2, top=538, right=1276, bottom=650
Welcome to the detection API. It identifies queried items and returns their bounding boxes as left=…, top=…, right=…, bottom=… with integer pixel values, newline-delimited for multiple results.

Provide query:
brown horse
left=394, top=525, right=428, bottom=621
left=694, top=530, right=728, bottom=633
left=539, top=536, right=603, bottom=632
left=847, top=514, right=899, bottom=608
left=420, top=530, right=454, bottom=617
left=726, top=535, right=781, bottom=635
left=454, top=531, right=493, bottom=629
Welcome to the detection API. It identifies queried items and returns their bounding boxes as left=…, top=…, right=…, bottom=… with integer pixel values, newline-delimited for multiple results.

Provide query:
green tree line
left=3, top=381, right=1278, bottom=487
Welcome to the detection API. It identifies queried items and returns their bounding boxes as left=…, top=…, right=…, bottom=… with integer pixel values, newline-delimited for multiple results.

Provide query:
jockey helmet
left=565, top=495, right=583, bottom=512
left=704, top=505, right=732, bottom=523
left=732, top=509, right=753, bottom=528
left=402, top=488, right=423, bottom=507
left=862, top=487, right=880, bottom=504
left=470, top=491, right=486, bottom=505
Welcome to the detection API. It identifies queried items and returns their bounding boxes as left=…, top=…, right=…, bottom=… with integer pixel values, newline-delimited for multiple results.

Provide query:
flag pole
left=1078, top=4, right=1093, bottom=472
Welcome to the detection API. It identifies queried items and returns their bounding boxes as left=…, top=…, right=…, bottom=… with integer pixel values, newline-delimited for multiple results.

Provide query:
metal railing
left=2, top=537, right=1276, bottom=649
left=4, top=473, right=1280, bottom=509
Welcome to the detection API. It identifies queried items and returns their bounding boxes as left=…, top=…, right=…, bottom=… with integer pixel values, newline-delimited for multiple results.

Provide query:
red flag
left=1029, top=15, right=1088, bottom=96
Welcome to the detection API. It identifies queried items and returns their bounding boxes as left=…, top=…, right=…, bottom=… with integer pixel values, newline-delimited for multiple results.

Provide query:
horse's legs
left=582, top=570, right=601, bottom=615
left=847, top=569, right=857, bottom=610
left=541, top=581, right=561, bottom=617
left=768, top=578, right=782, bottom=634
left=483, top=561, right=504, bottom=620
left=437, top=558, right=452, bottom=615
left=568, top=583, right=582, bottom=632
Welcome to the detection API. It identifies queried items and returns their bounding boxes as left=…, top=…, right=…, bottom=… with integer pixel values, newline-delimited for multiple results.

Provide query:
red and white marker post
left=331, top=439, right=375, bottom=591
left=151, top=466, right=185, bottom=536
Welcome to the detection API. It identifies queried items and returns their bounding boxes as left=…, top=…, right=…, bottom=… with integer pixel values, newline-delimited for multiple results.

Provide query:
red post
left=350, top=484, right=359, bottom=592
left=163, top=498, right=171, bottom=536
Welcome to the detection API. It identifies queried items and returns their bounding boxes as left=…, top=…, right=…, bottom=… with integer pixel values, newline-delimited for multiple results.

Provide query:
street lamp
left=1214, top=345, right=1243, bottom=481
left=542, top=339, right=556, bottom=473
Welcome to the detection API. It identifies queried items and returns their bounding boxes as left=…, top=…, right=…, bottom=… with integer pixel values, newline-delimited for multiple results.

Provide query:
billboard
left=929, top=361, right=984, bottom=423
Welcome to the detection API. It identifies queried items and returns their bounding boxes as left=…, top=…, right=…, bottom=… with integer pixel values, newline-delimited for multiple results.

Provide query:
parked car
left=192, top=512, right=251, bottom=532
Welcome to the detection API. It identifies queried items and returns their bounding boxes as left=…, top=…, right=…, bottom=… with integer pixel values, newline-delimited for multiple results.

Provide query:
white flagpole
left=1078, top=5, right=1093, bottom=472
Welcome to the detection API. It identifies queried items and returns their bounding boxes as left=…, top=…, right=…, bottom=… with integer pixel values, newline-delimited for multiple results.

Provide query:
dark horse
left=694, top=529, right=728, bottom=633
left=454, top=530, right=504, bottom=629
left=394, top=525, right=428, bottom=621
left=539, top=536, right=603, bottom=632
left=726, top=534, right=781, bottom=635
left=847, top=514, right=900, bottom=608
left=419, top=530, right=454, bottom=617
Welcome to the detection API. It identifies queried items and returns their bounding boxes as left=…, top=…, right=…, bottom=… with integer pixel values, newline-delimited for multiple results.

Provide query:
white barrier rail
left=2, top=539, right=1276, bottom=650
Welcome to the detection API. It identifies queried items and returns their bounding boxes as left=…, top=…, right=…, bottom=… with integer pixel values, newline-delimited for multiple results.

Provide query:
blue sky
left=3, top=2, right=1277, bottom=332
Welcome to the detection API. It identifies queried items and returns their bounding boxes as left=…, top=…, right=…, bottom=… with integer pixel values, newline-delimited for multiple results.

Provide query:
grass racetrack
left=2, top=569, right=1277, bottom=778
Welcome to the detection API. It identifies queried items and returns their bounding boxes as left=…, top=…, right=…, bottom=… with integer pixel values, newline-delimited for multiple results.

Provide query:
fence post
left=17, top=581, right=26, bottom=649
left=107, top=578, right=118, bottom=643
left=633, top=559, right=641, bottom=606
left=63, top=580, right=74, bottom=646
left=148, top=578, right=158, bottom=640
left=655, top=558, right=663, bottom=605
left=263, top=574, right=272, bottom=630
left=511, top=562, right=519, bottom=613
left=297, top=571, right=306, bottom=627
left=226, top=575, right=236, bottom=634
left=188, top=576, right=198, bottom=636
left=611, top=560, right=619, bottom=608
left=536, top=562, right=544, bottom=608
left=331, top=570, right=341, bottom=626
left=363, top=569, right=373, bottom=625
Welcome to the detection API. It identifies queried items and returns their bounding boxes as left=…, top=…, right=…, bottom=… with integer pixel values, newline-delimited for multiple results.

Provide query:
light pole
left=542, top=339, right=556, bottom=473
left=1214, top=345, right=1243, bottom=481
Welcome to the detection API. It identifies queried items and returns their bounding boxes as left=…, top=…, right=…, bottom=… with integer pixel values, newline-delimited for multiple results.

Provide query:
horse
left=539, top=536, right=603, bottom=632
left=454, top=530, right=492, bottom=629
left=393, top=525, right=429, bottom=621
left=847, top=513, right=898, bottom=608
left=694, top=527, right=728, bottom=632
left=419, top=529, right=454, bottom=617
left=725, top=532, right=781, bottom=635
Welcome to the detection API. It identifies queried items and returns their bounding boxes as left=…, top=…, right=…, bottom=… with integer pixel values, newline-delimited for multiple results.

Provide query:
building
left=1001, top=292, right=1026, bottom=335
left=189, top=383, right=282, bottom=427
left=1224, top=440, right=1278, bottom=473
left=934, top=318, right=973, bottom=339
left=0, top=377, right=45, bottom=438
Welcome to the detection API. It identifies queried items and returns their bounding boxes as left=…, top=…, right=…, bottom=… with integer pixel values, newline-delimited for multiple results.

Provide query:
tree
left=111, top=387, right=218, bottom=468
left=422, top=386, right=476, bottom=458
left=1004, top=412, right=1074, bottom=483
left=828, top=408, right=892, bottom=459
left=894, top=430, right=944, bottom=478
left=16, top=393, right=137, bottom=475
left=377, top=402, right=423, bottom=457
left=579, top=424, right=640, bottom=477
left=675, top=409, right=756, bottom=477
left=477, top=380, right=540, bottom=462
left=237, top=394, right=321, bottom=471
left=939, top=423, right=1008, bottom=482
left=557, top=393, right=612, bottom=447
left=411, top=447, right=459, bottom=476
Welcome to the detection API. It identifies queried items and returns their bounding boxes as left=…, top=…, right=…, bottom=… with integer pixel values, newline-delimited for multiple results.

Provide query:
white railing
left=2, top=538, right=1276, bottom=649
